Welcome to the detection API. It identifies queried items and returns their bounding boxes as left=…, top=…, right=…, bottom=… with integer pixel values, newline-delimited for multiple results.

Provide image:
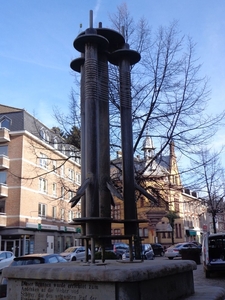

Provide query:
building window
left=75, top=211, right=81, bottom=218
left=61, top=187, right=64, bottom=199
left=39, top=153, right=48, bottom=169
left=53, top=137, right=58, bottom=149
left=39, top=178, right=47, bottom=193
left=68, top=169, right=75, bottom=181
left=175, top=223, right=178, bottom=238
left=61, top=145, right=66, bottom=155
left=0, top=117, right=11, bottom=129
left=68, top=191, right=74, bottom=200
left=75, top=155, right=81, bottom=165
left=139, top=228, right=148, bottom=237
left=68, top=211, right=74, bottom=222
left=140, top=197, right=144, bottom=207
left=38, top=203, right=46, bottom=217
left=143, top=228, right=148, bottom=237
left=69, top=148, right=75, bottom=160
left=0, top=172, right=7, bottom=184
left=111, top=204, right=121, bottom=219
left=174, top=198, right=179, bottom=212
left=60, top=209, right=65, bottom=220
left=40, top=128, right=46, bottom=141
left=112, top=229, right=121, bottom=243
left=52, top=160, right=57, bottom=172
left=0, top=146, right=8, bottom=156
left=52, top=206, right=57, bottom=219
left=75, top=172, right=81, bottom=184
left=113, top=229, right=121, bottom=235
left=178, top=224, right=182, bottom=238
left=61, top=165, right=65, bottom=177
left=45, top=132, right=50, bottom=143
left=52, top=183, right=57, bottom=197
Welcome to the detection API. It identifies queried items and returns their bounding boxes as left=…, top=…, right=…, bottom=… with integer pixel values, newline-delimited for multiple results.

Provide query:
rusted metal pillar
left=97, top=34, right=111, bottom=235
left=96, top=25, right=124, bottom=241
left=109, top=42, right=140, bottom=236
left=70, top=54, right=85, bottom=236
left=72, top=11, right=108, bottom=237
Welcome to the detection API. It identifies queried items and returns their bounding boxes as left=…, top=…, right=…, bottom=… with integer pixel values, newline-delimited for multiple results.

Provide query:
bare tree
left=54, top=4, right=225, bottom=202
left=108, top=4, right=225, bottom=163
left=189, top=148, right=225, bottom=233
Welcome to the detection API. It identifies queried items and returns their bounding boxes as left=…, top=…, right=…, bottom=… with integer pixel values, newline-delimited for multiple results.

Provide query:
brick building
left=0, top=105, right=81, bottom=256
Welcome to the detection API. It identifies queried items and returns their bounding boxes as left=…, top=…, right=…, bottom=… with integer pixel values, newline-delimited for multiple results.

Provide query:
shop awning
left=186, top=229, right=196, bottom=236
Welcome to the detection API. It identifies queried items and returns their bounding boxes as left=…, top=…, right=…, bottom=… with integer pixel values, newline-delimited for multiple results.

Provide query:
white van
left=202, top=232, right=225, bottom=278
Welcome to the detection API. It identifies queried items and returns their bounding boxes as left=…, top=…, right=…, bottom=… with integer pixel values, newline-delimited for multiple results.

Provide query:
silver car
left=0, top=251, right=15, bottom=272
left=60, top=246, right=91, bottom=261
left=165, top=242, right=198, bottom=260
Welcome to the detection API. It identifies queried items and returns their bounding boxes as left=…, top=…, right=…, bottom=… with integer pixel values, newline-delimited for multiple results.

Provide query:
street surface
left=155, top=255, right=225, bottom=289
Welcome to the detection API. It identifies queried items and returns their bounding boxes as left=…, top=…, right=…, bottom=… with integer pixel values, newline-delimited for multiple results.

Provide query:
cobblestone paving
left=193, top=263, right=225, bottom=289
left=157, top=256, right=225, bottom=290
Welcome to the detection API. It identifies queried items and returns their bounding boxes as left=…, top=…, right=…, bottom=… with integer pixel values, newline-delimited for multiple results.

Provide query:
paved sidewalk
left=184, top=286, right=225, bottom=300
left=185, top=259, right=225, bottom=299
left=156, top=256, right=225, bottom=299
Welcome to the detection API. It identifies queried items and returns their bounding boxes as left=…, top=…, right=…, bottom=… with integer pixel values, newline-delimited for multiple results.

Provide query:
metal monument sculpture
left=70, top=11, right=155, bottom=263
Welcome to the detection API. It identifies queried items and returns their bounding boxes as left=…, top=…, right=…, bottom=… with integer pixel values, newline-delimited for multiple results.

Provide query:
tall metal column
left=70, top=54, right=85, bottom=236
left=72, top=11, right=108, bottom=236
left=109, top=43, right=140, bottom=236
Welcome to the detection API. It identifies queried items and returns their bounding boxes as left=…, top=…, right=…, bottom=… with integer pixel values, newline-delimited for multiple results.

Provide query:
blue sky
left=0, top=0, right=224, bottom=149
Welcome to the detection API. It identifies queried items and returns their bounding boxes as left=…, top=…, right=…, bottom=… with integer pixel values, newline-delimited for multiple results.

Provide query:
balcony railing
left=0, top=155, right=9, bottom=170
left=0, top=213, right=6, bottom=226
left=0, top=128, right=10, bottom=142
left=0, top=184, right=8, bottom=198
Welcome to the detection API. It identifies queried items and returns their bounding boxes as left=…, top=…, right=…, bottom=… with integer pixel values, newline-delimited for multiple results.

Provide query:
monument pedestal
left=2, top=259, right=196, bottom=300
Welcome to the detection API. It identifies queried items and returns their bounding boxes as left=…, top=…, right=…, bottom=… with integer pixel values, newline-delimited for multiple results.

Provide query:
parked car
left=0, top=251, right=15, bottom=272
left=0, top=253, right=67, bottom=299
left=60, top=246, right=91, bottom=261
left=9, top=253, right=67, bottom=266
left=122, top=244, right=155, bottom=260
left=165, top=242, right=198, bottom=260
left=151, top=243, right=164, bottom=256
left=98, top=242, right=129, bottom=259
left=122, top=249, right=135, bottom=260
left=202, top=232, right=225, bottom=278
left=122, top=243, right=154, bottom=260
left=192, top=241, right=202, bottom=253
left=141, top=244, right=155, bottom=260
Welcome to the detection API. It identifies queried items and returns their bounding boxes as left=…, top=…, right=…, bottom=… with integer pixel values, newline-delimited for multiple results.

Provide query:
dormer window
left=61, top=145, right=66, bottom=155
left=40, top=128, right=46, bottom=141
left=0, top=116, right=11, bottom=129
left=53, top=137, right=58, bottom=149
left=70, top=147, right=75, bottom=160
left=45, top=132, right=50, bottom=143
left=40, top=128, right=50, bottom=143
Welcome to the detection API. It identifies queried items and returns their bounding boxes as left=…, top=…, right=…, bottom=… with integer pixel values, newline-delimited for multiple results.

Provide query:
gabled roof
left=0, top=104, right=23, bottom=113
left=0, top=104, right=80, bottom=157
